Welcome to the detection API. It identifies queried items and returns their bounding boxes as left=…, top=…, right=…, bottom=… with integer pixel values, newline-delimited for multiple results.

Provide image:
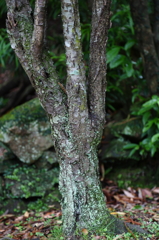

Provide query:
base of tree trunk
left=66, top=215, right=147, bottom=240
left=58, top=142, right=147, bottom=239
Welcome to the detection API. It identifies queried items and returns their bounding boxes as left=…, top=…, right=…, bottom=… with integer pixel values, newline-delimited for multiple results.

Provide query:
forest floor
left=0, top=179, right=159, bottom=240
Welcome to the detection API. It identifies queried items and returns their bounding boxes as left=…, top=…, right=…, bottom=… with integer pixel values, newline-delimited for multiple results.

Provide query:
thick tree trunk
left=5, top=0, right=147, bottom=239
left=130, top=0, right=159, bottom=94
left=59, top=143, right=108, bottom=236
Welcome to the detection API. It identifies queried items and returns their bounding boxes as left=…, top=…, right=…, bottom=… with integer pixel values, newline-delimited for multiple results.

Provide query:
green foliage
left=48, top=0, right=61, bottom=19
left=107, top=4, right=140, bottom=81
left=105, top=3, right=144, bottom=111
left=124, top=95, right=159, bottom=158
left=0, top=97, right=9, bottom=108
left=0, top=0, right=6, bottom=16
left=0, top=28, right=19, bottom=68
left=4, top=165, right=59, bottom=199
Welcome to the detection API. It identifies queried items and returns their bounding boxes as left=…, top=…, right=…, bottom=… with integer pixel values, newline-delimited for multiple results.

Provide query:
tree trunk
left=5, top=0, right=147, bottom=239
left=153, top=0, right=159, bottom=58
left=130, top=0, right=159, bottom=95
left=59, top=143, right=108, bottom=236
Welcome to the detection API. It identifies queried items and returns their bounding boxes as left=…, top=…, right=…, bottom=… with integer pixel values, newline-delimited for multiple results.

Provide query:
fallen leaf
left=113, top=233, right=124, bottom=240
left=24, top=211, right=29, bottom=218
left=56, top=220, right=62, bottom=224
left=152, top=214, right=159, bottom=221
left=82, top=228, right=88, bottom=235
left=152, top=187, right=159, bottom=194
left=110, top=212, right=126, bottom=216
left=123, top=190, right=135, bottom=198
left=114, top=195, right=127, bottom=207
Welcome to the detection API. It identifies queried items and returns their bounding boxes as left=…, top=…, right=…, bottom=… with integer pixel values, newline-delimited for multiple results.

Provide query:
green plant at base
left=124, top=95, right=159, bottom=158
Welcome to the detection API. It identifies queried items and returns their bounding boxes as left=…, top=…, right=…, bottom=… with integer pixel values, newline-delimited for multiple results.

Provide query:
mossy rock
left=35, top=150, right=58, bottom=169
left=4, top=165, right=59, bottom=198
left=0, top=198, right=28, bottom=214
left=0, top=142, right=18, bottom=173
left=101, top=138, right=140, bottom=161
left=0, top=98, right=53, bottom=164
left=0, top=188, right=61, bottom=214
left=107, top=166, right=158, bottom=189
left=110, top=117, right=143, bottom=140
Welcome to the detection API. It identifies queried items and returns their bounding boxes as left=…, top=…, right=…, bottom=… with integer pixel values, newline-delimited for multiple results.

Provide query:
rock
left=0, top=198, right=28, bottom=214
left=0, top=188, right=61, bottom=214
left=0, top=98, right=53, bottom=164
left=106, top=166, right=157, bottom=189
left=35, top=150, right=58, bottom=169
left=101, top=138, right=140, bottom=161
left=0, top=142, right=18, bottom=173
left=110, top=117, right=143, bottom=140
left=4, top=165, right=59, bottom=198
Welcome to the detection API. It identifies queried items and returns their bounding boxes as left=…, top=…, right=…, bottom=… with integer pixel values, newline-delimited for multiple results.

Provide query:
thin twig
left=124, top=222, right=138, bottom=240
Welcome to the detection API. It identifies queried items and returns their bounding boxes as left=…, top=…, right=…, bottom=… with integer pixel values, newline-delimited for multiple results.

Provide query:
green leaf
left=123, top=143, right=138, bottom=150
left=143, top=120, right=155, bottom=133
left=151, top=133, right=159, bottom=143
left=139, top=149, right=145, bottom=156
left=151, top=146, right=156, bottom=157
left=124, top=61, right=134, bottom=77
left=107, top=47, right=121, bottom=64
left=129, top=147, right=139, bottom=157
left=124, top=40, right=135, bottom=51
left=142, top=111, right=151, bottom=125
left=142, top=98, right=158, bottom=109
left=119, top=73, right=128, bottom=81
left=152, top=95, right=159, bottom=100
left=138, top=98, right=158, bottom=114
left=109, top=55, right=126, bottom=69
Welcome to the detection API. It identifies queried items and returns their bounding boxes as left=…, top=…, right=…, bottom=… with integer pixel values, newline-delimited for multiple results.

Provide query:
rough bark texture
left=130, top=0, right=159, bottom=94
left=5, top=0, right=147, bottom=239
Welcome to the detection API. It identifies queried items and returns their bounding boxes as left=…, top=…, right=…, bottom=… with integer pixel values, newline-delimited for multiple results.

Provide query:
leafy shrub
left=124, top=95, right=159, bottom=158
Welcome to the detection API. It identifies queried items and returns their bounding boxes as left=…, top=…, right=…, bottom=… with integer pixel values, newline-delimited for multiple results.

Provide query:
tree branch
left=61, top=0, right=89, bottom=139
left=32, top=0, right=47, bottom=59
left=5, top=0, right=69, bottom=158
left=88, top=0, right=111, bottom=134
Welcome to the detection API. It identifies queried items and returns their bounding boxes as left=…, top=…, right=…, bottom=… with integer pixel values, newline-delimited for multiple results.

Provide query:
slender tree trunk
left=153, top=0, right=159, bottom=58
left=5, top=0, right=146, bottom=239
left=130, top=0, right=159, bottom=94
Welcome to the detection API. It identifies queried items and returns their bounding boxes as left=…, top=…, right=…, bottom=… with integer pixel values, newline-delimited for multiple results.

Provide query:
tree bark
left=153, top=0, right=159, bottom=58
left=5, top=0, right=147, bottom=239
left=59, top=0, right=112, bottom=236
left=130, top=0, right=159, bottom=94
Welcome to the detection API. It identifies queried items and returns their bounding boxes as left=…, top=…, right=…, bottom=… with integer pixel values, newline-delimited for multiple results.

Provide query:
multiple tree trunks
left=5, top=0, right=147, bottom=239
left=130, top=0, right=159, bottom=95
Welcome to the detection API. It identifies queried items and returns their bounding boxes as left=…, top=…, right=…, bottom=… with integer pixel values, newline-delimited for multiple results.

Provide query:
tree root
left=109, top=216, right=147, bottom=240
left=66, top=216, right=148, bottom=240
